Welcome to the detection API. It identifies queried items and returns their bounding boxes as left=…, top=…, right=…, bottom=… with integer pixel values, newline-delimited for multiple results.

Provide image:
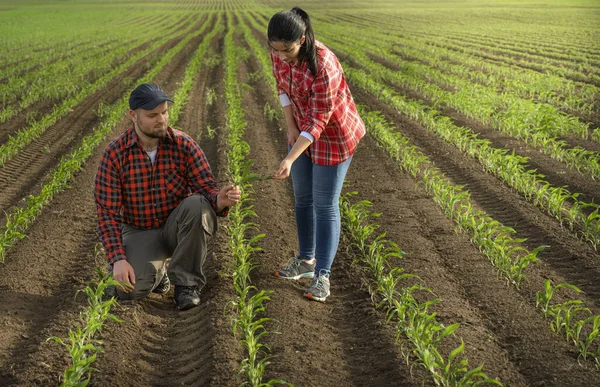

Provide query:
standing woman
left=269, top=7, right=366, bottom=302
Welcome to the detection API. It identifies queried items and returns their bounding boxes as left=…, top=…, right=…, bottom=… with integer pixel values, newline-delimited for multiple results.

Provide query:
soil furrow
left=346, top=103, right=599, bottom=385
left=234, top=27, right=430, bottom=386
left=0, top=19, right=205, bottom=218
left=350, top=84, right=600, bottom=310
left=0, top=14, right=213, bottom=386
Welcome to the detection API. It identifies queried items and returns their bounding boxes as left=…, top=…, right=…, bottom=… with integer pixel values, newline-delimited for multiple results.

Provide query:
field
left=0, top=0, right=599, bottom=385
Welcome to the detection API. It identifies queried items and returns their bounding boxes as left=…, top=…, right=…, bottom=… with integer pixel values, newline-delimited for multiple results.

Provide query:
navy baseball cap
left=129, top=83, right=173, bottom=110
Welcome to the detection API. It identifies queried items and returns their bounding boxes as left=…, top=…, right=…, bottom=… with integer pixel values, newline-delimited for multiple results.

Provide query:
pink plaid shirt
left=271, top=40, right=365, bottom=166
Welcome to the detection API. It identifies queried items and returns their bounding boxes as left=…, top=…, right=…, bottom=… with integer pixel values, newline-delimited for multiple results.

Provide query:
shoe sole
left=304, top=292, right=328, bottom=302
left=274, top=271, right=315, bottom=280
left=174, top=299, right=200, bottom=311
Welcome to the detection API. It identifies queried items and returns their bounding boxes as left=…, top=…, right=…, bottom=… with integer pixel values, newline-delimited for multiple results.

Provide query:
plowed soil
left=0, top=11, right=599, bottom=387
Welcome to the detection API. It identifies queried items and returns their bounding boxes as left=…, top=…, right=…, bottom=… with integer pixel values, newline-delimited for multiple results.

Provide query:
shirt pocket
left=291, top=77, right=312, bottom=102
left=165, top=169, right=187, bottom=199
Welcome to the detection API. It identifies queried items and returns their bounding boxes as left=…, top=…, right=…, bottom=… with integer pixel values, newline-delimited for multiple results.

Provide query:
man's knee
left=179, top=195, right=216, bottom=235
left=116, top=278, right=154, bottom=301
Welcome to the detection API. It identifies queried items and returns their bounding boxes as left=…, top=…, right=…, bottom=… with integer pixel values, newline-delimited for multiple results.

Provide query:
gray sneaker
left=304, top=270, right=330, bottom=302
left=275, top=255, right=315, bottom=280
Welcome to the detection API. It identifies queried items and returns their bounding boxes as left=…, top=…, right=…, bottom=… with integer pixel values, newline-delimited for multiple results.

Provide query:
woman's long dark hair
left=268, top=7, right=318, bottom=76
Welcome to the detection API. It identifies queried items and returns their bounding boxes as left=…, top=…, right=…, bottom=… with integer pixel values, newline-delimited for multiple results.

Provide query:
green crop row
left=312, top=15, right=599, bottom=116
left=0, top=17, right=204, bottom=168
left=343, top=64, right=600, bottom=249
left=536, top=280, right=600, bottom=369
left=340, top=192, right=501, bottom=386
left=0, top=14, right=214, bottom=263
left=0, top=14, right=191, bottom=119
left=359, top=103, right=600, bottom=368
left=223, top=13, right=287, bottom=387
left=49, top=269, right=122, bottom=387
left=319, top=32, right=600, bottom=180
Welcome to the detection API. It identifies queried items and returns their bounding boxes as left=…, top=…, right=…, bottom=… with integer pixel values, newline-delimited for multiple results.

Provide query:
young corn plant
left=48, top=270, right=123, bottom=387
left=536, top=280, right=600, bottom=367
left=340, top=192, right=501, bottom=386
left=223, top=13, right=287, bottom=386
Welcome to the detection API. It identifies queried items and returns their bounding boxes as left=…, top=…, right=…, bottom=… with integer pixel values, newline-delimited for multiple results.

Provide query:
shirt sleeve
left=94, top=148, right=126, bottom=265
left=185, top=138, right=227, bottom=216
left=300, top=63, right=341, bottom=141
left=271, top=50, right=287, bottom=96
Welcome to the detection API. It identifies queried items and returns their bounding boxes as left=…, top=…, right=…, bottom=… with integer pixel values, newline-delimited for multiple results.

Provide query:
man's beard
left=137, top=123, right=167, bottom=139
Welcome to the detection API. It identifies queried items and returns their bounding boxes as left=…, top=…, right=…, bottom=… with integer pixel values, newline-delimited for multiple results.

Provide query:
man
left=94, top=83, right=240, bottom=310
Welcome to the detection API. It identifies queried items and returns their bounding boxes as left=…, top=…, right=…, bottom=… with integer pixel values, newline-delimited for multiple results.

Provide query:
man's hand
left=274, top=158, right=293, bottom=179
left=112, top=260, right=136, bottom=293
left=287, top=127, right=300, bottom=144
left=217, top=185, right=241, bottom=212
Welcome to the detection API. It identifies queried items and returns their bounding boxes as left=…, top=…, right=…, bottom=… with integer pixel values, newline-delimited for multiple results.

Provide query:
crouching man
left=94, top=83, right=240, bottom=310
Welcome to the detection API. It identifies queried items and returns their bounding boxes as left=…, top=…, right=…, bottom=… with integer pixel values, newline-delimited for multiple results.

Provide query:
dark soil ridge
left=239, top=17, right=430, bottom=386
left=363, top=53, right=600, bottom=224
left=0, top=14, right=214, bottom=386
left=347, top=132, right=600, bottom=386
left=92, top=15, right=244, bottom=387
left=349, top=82, right=600, bottom=309
left=0, top=17, right=206, bottom=221
left=0, top=14, right=196, bottom=144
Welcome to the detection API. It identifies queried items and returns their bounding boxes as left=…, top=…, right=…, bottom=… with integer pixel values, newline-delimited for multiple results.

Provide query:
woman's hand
left=216, top=185, right=241, bottom=212
left=274, top=158, right=293, bottom=179
left=287, top=126, right=300, bottom=144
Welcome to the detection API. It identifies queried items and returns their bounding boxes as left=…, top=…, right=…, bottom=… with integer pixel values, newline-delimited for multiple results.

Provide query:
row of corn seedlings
left=358, top=104, right=541, bottom=287
left=318, top=31, right=600, bottom=177
left=370, top=15, right=600, bottom=85
left=242, top=9, right=600, bottom=371
left=1, top=27, right=162, bottom=123
left=222, top=13, right=287, bottom=387
left=359, top=103, right=600, bottom=368
left=48, top=22, right=222, bottom=385
left=341, top=63, right=600, bottom=250
left=536, top=280, right=600, bottom=369
left=339, top=192, right=501, bottom=386
left=49, top=270, right=122, bottom=387
left=0, top=15, right=206, bottom=168
left=308, top=15, right=599, bottom=117
left=0, top=17, right=217, bottom=263
left=0, top=12, right=192, bottom=120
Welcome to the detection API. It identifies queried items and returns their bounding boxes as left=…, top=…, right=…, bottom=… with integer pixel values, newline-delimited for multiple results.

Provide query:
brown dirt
left=1, top=9, right=600, bottom=387
left=0, top=14, right=213, bottom=387
left=91, top=13, right=244, bottom=387
left=0, top=13, right=195, bottom=144
left=0, top=17, right=203, bottom=222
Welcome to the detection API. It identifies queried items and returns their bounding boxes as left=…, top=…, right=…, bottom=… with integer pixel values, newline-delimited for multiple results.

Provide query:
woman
left=269, top=7, right=366, bottom=302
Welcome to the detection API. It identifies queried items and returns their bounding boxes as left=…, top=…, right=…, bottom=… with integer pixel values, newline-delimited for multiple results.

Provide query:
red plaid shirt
left=271, top=40, right=365, bottom=166
left=94, top=126, right=223, bottom=264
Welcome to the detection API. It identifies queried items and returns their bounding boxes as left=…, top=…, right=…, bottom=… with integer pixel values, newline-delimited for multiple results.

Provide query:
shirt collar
left=124, top=125, right=176, bottom=149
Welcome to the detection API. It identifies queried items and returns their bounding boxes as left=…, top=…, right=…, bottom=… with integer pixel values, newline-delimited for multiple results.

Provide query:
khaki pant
left=115, top=194, right=217, bottom=301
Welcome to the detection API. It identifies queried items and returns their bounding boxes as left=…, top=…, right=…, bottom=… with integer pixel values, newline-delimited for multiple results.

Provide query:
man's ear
left=129, top=109, right=137, bottom=123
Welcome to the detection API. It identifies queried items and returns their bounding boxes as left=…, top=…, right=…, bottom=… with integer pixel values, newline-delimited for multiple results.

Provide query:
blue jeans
left=290, top=150, right=353, bottom=274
